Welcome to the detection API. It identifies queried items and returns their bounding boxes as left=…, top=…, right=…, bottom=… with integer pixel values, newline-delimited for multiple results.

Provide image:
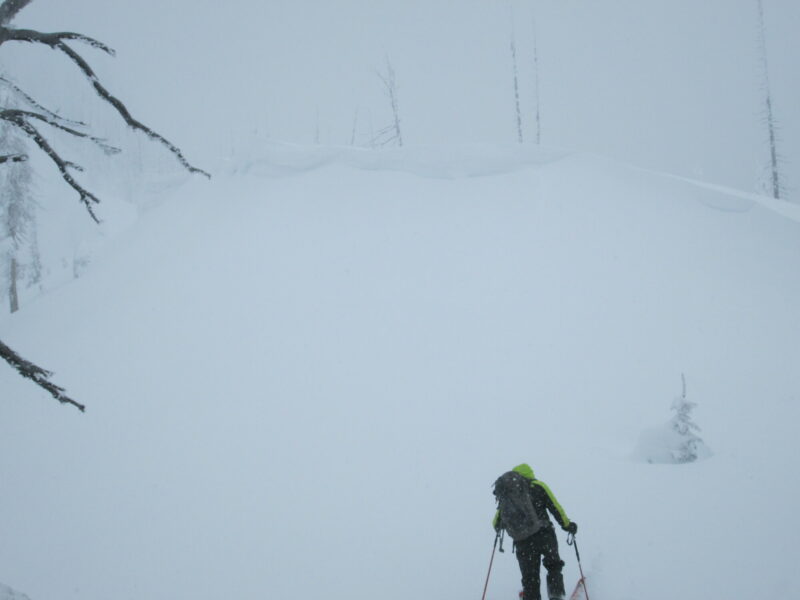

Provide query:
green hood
left=512, top=463, right=535, bottom=480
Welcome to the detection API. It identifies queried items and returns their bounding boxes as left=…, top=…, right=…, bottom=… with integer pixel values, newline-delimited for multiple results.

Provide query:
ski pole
left=567, top=532, right=590, bottom=600
left=481, top=531, right=500, bottom=600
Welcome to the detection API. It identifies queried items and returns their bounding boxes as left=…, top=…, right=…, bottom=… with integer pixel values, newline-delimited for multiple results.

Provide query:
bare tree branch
left=374, top=56, right=403, bottom=148
left=1, top=110, right=102, bottom=222
left=0, top=338, right=85, bottom=412
left=3, top=108, right=121, bottom=154
left=0, top=27, right=208, bottom=177
left=0, top=153, right=26, bottom=164
left=54, top=41, right=208, bottom=176
left=0, top=0, right=32, bottom=26
left=371, top=124, right=400, bottom=148
left=0, top=27, right=115, bottom=55
left=0, top=75, right=87, bottom=127
left=0, top=5, right=209, bottom=412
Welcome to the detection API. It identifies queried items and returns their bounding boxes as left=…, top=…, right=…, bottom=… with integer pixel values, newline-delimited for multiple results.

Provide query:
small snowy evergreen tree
left=669, top=374, right=705, bottom=463
left=634, top=374, right=711, bottom=464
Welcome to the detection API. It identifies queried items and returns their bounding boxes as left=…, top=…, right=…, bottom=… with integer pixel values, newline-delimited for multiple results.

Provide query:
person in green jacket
left=493, top=463, right=578, bottom=600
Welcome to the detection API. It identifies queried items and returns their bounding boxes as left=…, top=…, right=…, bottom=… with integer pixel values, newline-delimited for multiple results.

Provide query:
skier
left=492, top=463, right=577, bottom=600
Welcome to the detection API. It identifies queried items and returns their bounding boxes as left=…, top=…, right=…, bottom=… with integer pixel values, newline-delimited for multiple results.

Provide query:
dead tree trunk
left=373, top=57, right=403, bottom=148
left=531, top=11, right=541, bottom=145
left=756, top=0, right=782, bottom=200
left=9, top=255, right=18, bottom=312
left=510, top=36, right=523, bottom=144
left=350, top=108, right=359, bottom=146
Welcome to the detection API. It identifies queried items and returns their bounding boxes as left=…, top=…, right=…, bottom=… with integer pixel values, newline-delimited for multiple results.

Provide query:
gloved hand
left=565, top=522, right=578, bottom=534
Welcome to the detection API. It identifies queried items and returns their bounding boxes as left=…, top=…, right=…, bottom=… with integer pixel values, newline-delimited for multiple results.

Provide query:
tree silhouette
left=0, top=0, right=207, bottom=410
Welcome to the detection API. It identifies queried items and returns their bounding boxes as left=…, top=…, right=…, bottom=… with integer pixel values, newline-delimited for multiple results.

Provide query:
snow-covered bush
left=634, top=375, right=712, bottom=464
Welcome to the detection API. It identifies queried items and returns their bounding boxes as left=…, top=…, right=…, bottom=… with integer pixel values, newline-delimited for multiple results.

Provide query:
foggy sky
left=2, top=0, right=799, bottom=200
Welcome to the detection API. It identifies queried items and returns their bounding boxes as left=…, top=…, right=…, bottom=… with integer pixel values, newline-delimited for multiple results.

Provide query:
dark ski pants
left=515, top=527, right=565, bottom=600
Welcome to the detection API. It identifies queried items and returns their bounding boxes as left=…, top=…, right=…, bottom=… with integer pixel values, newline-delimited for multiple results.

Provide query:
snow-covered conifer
left=0, top=79, right=38, bottom=313
left=634, top=374, right=711, bottom=464
left=669, top=374, right=705, bottom=463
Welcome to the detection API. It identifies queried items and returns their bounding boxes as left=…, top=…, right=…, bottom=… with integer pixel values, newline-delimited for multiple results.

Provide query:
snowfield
left=2, top=144, right=800, bottom=600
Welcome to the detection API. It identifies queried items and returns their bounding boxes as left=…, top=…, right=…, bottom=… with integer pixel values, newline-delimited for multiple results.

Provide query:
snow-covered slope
left=2, top=145, right=799, bottom=600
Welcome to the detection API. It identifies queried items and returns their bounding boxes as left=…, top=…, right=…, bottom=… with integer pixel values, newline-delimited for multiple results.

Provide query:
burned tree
left=510, top=37, right=524, bottom=143
left=0, top=0, right=208, bottom=410
left=372, top=56, right=403, bottom=148
left=755, top=0, right=783, bottom=200
left=530, top=9, right=541, bottom=145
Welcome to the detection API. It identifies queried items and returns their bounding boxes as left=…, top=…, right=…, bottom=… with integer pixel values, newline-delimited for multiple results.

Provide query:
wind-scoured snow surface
left=2, top=145, right=800, bottom=600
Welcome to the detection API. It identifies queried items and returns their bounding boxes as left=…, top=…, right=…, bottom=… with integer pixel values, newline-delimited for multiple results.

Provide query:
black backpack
left=493, top=471, right=544, bottom=541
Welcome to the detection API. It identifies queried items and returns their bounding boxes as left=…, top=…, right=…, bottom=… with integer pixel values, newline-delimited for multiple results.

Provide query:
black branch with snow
left=0, top=339, right=85, bottom=412
left=0, top=75, right=87, bottom=128
left=0, top=109, right=104, bottom=221
left=0, top=0, right=208, bottom=411
left=0, top=153, right=26, bottom=164
left=0, top=0, right=209, bottom=221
